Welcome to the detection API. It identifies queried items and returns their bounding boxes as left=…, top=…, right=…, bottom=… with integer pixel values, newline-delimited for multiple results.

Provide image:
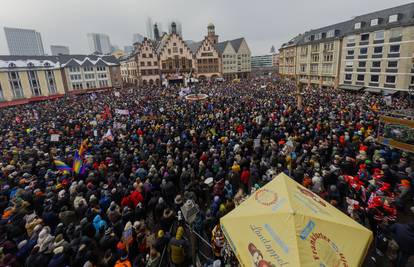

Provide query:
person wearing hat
left=168, top=226, right=188, bottom=266
left=153, top=229, right=170, bottom=254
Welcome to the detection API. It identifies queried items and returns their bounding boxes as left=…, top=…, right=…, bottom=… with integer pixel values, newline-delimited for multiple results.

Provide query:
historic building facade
left=120, top=23, right=251, bottom=86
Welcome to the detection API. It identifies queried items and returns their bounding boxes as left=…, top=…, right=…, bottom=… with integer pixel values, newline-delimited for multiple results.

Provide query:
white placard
left=50, top=134, right=60, bottom=142
left=114, top=92, right=120, bottom=97
left=115, top=109, right=130, bottom=115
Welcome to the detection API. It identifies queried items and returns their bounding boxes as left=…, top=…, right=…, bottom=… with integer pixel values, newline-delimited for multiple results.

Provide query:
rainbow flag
left=72, top=150, right=83, bottom=175
left=54, top=160, right=72, bottom=173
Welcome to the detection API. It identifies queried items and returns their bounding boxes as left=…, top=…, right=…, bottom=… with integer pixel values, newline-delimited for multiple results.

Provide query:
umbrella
left=220, top=173, right=372, bottom=267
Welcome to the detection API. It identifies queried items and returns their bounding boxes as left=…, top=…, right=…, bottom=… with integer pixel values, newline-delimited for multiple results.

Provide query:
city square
left=0, top=1, right=414, bottom=267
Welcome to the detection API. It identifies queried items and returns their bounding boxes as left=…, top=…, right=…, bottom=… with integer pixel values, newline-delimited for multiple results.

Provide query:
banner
left=384, top=95, right=392, bottom=106
left=115, top=109, right=130, bottom=115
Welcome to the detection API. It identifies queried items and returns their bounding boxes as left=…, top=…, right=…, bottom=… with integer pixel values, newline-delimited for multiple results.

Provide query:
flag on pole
left=78, top=139, right=88, bottom=157
left=72, top=150, right=83, bottom=175
left=54, top=160, right=72, bottom=174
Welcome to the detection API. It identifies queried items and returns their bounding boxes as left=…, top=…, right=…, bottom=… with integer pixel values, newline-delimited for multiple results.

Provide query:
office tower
left=87, top=33, right=112, bottom=54
left=4, top=27, right=45, bottom=55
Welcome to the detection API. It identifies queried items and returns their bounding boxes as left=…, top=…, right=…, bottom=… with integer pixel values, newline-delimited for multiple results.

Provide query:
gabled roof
left=186, top=41, right=203, bottom=54
left=230, top=38, right=245, bottom=53
left=0, top=55, right=60, bottom=69
left=59, top=55, right=119, bottom=67
left=214, top=41, right=229, bottom=55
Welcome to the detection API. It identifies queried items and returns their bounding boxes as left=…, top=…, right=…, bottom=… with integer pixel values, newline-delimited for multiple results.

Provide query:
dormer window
left=8, top=63, right=16, bottom=68
left=27, top=62, right=34, bottom=68
left=371, top=19, right=379, bottom=26
left=44, top=62, right=51, bottom=67
left=389, top=14, right=399, bottom=23
left=327, top=30, right=335, bottom=38
left=354, top=22, right=362, bottom=29
left=314, top=33, right=322, bottom=40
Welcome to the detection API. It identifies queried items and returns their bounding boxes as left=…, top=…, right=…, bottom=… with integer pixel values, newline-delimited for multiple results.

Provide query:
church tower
left=207, top=23, right=218, bottom=45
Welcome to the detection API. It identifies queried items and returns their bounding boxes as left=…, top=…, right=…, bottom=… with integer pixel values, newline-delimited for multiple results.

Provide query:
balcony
left=346, top=55, right=354, bottom=59
left=359, top=41, right=369, bottom=46
left=358, top=55, right=368, bottom=59
left=370, top=68, right=381, bottom=72
left=386, top=68, right=398, bottom=73
left=347, top=43, right=355, bottom=47
left=372, top=54, right=382, bottom=59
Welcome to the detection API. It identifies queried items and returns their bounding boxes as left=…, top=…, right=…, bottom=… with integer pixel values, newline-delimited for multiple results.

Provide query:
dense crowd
left=0, top=79, right=413, bottom=267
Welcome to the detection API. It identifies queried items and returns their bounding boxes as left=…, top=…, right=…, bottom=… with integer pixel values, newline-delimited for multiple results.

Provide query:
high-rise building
left=50, top=45, right=69, bottom=55
left=87, top=33, right=112, bottom=54
left=146, top=17, right=154, bottom=40
left=132, top=33, right=145, bottom=44
left=251, top=55, right=274, bottom=69
left=168, top=20, right=182, bottom=37
left=4, top=27, right=45, bottom=56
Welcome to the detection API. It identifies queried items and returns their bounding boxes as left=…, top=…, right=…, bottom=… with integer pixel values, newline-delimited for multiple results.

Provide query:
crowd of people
left=0, top=78, right=413, bottom=267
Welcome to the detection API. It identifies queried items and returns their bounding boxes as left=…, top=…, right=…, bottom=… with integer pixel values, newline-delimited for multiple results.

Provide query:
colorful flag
left=54, top=160, right=72, bottom=174
left=78, top=139, right=88, bottom=157
left=72, top=151, right=83, bottom=175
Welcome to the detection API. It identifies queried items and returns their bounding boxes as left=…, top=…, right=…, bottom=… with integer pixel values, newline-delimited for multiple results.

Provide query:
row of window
left=140, top=61, right=158, bottom=67
left=344, top=73, right=396, bottom=84
left=346, top=44, right=400, bottom=55
left=69, top=66, right=107, bottom=73
left=347, top=28, right=402, bottom=43
left=345, top=60, right=399, bottom=68
left=71, top=80, right=108, bottom=90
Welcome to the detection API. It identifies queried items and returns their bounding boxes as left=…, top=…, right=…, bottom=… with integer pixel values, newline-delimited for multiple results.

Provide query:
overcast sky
left=0, top=0, right=412, bottom=56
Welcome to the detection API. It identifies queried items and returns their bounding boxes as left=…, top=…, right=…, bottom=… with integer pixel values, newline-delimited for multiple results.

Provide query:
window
left=357, top=74, right=365, bottom=81
left=46, top=70, right=57, bottom=94
left=154, top=61, right=158, bottom=66
left=315, top=33, right=322, bottom=40
left=69, top=67, right=80, bottom=72
left=370, top=19, right=379, bottom=26
left=345, top=73, right=352, bottom=80
left=347, top=35, right=355, bottom=43
left=359, top=61, right=366, bottom=68
left=386, top=75, right=396, bottom=84
left=360, top=47, right=368, bottom=54
left=327, top=30, right=335, bottom=38
left=372, top=61, right=381, bottom=68
left=345, top=61, right=353, bottom=67
left=96, top=66, right=106, bottom=72
left=300, top=64, right=306, bottom=72
left=373, top=46, right=383, bottom=54
left=8, top=71, right=24, bottom=98
left=374, top=30, right=384, bottom=40
left=72, top=82, right=83, bottom=90
left=388, top=61, right=398, bottom=68
left=8, top=63, right=16, bottom=68
left=168, top=49, right=171, bottom=54
left=370, top=75, right=379, bottom=82
left=84, top=66, right=93, bottom=72
left=411, top=76, right=414, bottom=85
left=44, top=62, right=50, bottom=67
left=140, top=62, right=145, bottom=66
left=99, top=80, right=108, bottom=87
left=389, top=14, right=399, bottom=23
left=28, top=71, right=41, bottom=96
left=390, top=44, right=400, bottom=53
left=84, top=73, right=95, bottom=80
left=97, top=73, right=107, bottom=79
left=27, top=62, right=34, bottom=68
left=354, top=22, right=362, bottom=29
left=360, top=33, right=369, bottom=41
left=86, top=81, right=96, bottom=89
left=147, top=61, right=152, bottom=66
left=149, top=54, right=153, bottom=58
left=390, top=28, right=402, bottom=39
left=347, top=49, right=354, bottom=56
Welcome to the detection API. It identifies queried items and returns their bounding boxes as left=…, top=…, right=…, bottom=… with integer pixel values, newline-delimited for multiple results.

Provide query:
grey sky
left=0, top=0, right=412, bottom=56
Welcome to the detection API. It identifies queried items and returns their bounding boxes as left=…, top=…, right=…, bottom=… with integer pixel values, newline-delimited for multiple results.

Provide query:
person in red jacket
left=240, top=167, right=250, bottom=193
